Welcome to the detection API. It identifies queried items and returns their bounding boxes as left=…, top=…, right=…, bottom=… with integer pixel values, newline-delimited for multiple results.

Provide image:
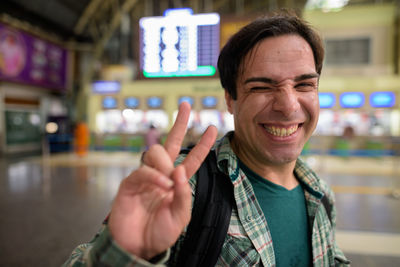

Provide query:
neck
left=231, top=138, right=299, bottom=190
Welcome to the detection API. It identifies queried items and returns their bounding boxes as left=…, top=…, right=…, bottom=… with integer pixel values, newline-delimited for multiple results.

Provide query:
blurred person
left=343, top=125, right=354, bottom=139
left=144, top=123, right=161, bottom=149
left=74, top=121, right=89, bottom=157
left=63, top=11, right=349, bottom=266
left=342, top=125, right=355, bottom=140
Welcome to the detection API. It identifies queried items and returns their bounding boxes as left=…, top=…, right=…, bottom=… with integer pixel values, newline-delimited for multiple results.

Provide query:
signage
left=139, top=8, right=220, bottom=78
left=202, top=96, right=217, bottom=108
left=178, top=96, right=194, bottom=106
left=0, top=23, right=68, bottom=90
left=147, top=96, right=163, bottom=108
left=370, top=92, right=395, bottom=108
left=125, top=97, right=140, bottom=108
left=92, top=81, right=121, bottom=94
left=319, top=92, right=336, bottom=108
left=340, top=92, right=365, bottom=108
left=102, top=97, right=118, bottom=109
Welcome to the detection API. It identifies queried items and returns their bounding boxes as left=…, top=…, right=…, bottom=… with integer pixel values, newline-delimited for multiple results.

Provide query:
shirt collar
left=294, top=158, right=324, bottom=199
left=214, top=131, right=324, bottom=199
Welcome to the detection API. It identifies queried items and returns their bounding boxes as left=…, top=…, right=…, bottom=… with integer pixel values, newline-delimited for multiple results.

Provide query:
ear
left=225, top=90, right=234, bottom=114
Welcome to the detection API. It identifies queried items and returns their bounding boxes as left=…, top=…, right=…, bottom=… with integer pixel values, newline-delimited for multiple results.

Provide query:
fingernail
left=163, top=177, right=174, bottom=188
left=178, top=173, right=187, bottom=184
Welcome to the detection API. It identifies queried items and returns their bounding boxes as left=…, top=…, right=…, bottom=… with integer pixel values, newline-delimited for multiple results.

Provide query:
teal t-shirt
left=239, top=160, right=312, bottom=267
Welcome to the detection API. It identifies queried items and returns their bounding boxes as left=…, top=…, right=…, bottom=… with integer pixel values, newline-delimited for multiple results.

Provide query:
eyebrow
left=294, top=73, right=320, bottom=82
left=244, top=73, right=319, bottom=84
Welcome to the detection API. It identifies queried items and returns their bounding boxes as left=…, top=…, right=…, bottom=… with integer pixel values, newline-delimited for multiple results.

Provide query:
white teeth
left=264, top=125, right=298, bottom=137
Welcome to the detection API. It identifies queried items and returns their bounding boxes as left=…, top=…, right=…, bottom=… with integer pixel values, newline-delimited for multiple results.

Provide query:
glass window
left=325, top=37, right=370, bottom=65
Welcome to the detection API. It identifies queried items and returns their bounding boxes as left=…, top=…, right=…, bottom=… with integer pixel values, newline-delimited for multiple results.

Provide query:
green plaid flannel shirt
left=63, top=132, right=350, bottom=267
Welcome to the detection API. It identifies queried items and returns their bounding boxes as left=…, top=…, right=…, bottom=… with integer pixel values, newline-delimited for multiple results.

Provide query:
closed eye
left=295, top=82, right=317, bottom=91
left=250, top=86, right=272, bottom=91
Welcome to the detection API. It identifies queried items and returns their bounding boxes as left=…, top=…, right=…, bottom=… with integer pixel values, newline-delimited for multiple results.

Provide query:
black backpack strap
left=176, top=150, right=233, bottom=267
left=321, top=194, right=332, bottom=225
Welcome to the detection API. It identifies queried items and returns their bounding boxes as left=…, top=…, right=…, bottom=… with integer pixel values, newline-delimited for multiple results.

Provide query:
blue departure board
left=370, top=92, right=395, bottom=108
left=125, top=97, right=140, bottom=108
left=147, top=96, right=163, bottom=108
left=319, top=92, right=336, bottom=108
left=340, top=92, right=365, bottom=108
left=102, top=97, right=118, bottom=109
left=178, top=96, right=194, bottom=106
left=202, top=96, right=217, bottom=108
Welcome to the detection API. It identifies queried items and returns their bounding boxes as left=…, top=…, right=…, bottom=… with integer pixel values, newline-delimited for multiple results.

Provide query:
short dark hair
left=217, top=11, right=325, bottom=100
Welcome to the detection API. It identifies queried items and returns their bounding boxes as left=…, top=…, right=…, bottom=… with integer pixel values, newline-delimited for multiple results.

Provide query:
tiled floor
left=0, top=152, right=399, bottom=266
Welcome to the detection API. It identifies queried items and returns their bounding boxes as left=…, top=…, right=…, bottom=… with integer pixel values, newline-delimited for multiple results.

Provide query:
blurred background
left=0, top=0, right=399, bottom=266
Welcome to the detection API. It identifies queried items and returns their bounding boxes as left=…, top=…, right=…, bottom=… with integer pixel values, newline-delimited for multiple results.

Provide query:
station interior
left=0, top=0, right=400, bottom=266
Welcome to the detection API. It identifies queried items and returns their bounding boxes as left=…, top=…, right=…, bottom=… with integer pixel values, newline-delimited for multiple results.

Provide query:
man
left=64, top=11, right=349, bottom=266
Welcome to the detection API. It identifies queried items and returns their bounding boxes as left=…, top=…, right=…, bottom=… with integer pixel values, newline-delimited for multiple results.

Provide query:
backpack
left=175, top=149, right=234, bottom=267
left=175, top=149, right=333, bottom=267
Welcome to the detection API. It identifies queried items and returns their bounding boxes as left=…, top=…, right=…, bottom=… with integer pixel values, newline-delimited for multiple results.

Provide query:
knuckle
left=144, top=144, right=165, bottom=163
left=148, top=143, right=163, bottom=154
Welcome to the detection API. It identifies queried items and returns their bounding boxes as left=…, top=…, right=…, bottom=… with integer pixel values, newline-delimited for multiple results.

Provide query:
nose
left=272, top=89, right=301, bottom=117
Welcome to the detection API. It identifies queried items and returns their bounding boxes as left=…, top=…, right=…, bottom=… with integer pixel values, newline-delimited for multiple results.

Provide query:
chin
left=267, top=151, right=301, bottom=165
left=273, top=157, right=298, bottom=165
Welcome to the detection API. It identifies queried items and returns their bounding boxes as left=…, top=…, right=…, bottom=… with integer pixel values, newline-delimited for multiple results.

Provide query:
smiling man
left=226, top=33, right=320, bottom=189
left=64, top=11, right=349, bottom=267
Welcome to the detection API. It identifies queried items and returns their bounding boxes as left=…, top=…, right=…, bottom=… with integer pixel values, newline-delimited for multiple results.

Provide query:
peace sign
left=108, top=102, right=218, bottom=260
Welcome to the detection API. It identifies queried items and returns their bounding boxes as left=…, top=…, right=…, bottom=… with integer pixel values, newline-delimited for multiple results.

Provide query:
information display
left=319, top=92, right=336, bottom=108
left=147, top=96, right=163, bottom=108
left=202, top=96, right=218, bottom=108
left=139, top=8, right=220, bottom=78
left=102, top=97, right=118, bottom=109
left=370, top=92, right=395, bottom=108
left=125, top=97, right=140, bottom=108
left=178, top=96, right=194, bottom=106
left=92, top=81, right=121, bottom=94
left=340, top=92, right=365, bottom=108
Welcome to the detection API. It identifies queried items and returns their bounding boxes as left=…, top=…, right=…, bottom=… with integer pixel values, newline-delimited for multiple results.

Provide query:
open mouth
left=263, top=124, right=302, bottom=137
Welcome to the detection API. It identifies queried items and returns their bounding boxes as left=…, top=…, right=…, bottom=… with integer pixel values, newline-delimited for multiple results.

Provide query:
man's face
left=226, top=34, right=320, bottom=167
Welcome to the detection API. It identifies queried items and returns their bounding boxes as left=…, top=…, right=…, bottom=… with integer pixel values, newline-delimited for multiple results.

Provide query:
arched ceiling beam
left=92, top=0, right=139, bottom=61
left=74, top=0, right=104, bottom=35
left=78, top=0, right=139, bottom=84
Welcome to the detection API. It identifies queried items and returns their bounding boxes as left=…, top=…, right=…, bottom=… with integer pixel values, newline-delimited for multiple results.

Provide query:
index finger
left=163, top=101, right=191, bottom=161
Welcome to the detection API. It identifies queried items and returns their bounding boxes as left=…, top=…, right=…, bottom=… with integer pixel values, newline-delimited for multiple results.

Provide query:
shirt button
left=246, top=215, right=252, bottom=222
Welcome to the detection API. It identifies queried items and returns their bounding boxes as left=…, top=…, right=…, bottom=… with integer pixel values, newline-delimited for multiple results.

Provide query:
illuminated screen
left=340, top=92, right=365, bottom=108
left=319, top=92, right=335, bottom=108
left=202, top=96, right=217, bottom=108
left=92, top=81, right=121, bottom=94
left=370, top=92, right=395, bottom=108
left=139, top=8, right=220, bottom=78
left=102, top=97, right=118, bottom=109
left=178, top=96, right=194, bottom=106
left=125, top=97, right=140, bottom=108
left=147, top=97, right=163, bottom=108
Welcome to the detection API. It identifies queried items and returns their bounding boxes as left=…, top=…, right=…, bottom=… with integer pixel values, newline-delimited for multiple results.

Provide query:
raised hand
left=108, top=102, right=218, bottom=260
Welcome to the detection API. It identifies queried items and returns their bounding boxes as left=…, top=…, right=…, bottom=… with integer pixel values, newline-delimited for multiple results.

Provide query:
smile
left=263, top=124, right=299, bottom=137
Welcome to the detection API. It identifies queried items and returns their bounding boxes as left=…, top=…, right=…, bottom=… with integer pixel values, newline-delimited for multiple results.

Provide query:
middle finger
left=163, top=102, right=191, bottom=162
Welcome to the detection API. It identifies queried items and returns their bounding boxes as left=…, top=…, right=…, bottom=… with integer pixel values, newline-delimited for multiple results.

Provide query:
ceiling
left=0, top=0, right=393, bottom=46
left=0, top=0, right=310, bottom=44
left=1, top=0, right=92, bottom=41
